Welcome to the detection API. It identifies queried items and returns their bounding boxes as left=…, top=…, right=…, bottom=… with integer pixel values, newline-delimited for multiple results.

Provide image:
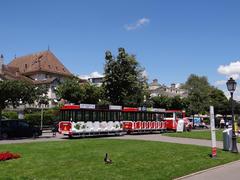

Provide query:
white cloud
left=218, top=61, right=240, bottom=79
left=90, top=71, right=103, bottom=78
left=78, top=71, right=103, bottom=80
left=78, top=75, right=90, bottom=80
left=124, top=17, right=150, bottom=31
left=217, top=61, right=240, bottom=100
left=229, top=74, right=239, bottom=80
left=175, top=83, right=181, bottom=88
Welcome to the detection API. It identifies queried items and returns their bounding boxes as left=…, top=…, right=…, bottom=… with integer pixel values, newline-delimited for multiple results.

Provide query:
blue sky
left=1, top=0, right=240, bottom=94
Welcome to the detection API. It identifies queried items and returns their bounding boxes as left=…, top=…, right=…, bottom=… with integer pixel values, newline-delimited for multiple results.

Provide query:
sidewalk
left=176, top=160, right=240, bottom=180
left=108, top=134, right=240, bottom=180
left=0, top=133, right=66, bottom=145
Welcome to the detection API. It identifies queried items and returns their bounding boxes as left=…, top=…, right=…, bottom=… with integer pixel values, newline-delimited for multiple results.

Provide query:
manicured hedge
left=25, top=111, right=60, bottom=126
left=2, top=111, right=18, bottom=119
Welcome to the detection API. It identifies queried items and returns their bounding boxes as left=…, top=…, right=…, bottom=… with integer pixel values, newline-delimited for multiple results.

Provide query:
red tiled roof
left=8, top=50, right=72, bottom=77
left=0, top=65, right=33, bottom=82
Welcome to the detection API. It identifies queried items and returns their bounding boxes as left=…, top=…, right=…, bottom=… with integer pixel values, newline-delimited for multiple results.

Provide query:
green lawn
left=0, top=139, right=240, bottom=180
left=163, top=130, right=240, bottom=143
left=164, top=130, right=223, bottom=141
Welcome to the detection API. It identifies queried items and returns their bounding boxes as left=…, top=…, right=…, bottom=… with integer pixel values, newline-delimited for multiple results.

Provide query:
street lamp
left=226, top=77, right=238, bottom=153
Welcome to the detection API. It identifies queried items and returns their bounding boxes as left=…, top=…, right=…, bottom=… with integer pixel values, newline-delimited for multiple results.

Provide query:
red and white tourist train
left=164, top=110, right=191, bottom=131
left=58, top=104, right=191, bottom=138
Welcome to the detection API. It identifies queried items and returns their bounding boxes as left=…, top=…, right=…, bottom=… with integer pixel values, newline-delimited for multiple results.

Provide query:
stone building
left=149, top=79, right=188, bottom=98
left=0, top=50, right=73, bottom=107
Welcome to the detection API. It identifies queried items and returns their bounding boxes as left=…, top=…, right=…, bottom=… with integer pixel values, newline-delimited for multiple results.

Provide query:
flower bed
left=0, top=152, right=21, bottom=161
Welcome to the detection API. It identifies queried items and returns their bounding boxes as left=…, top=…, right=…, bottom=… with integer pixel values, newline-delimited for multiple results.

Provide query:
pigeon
left=104, top=153, right=112, bottom=164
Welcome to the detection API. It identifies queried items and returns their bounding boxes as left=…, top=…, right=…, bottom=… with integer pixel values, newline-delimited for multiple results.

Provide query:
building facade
left=1, top=50, right=72, bottom=107
left=149, top=79, right=188, bottom=98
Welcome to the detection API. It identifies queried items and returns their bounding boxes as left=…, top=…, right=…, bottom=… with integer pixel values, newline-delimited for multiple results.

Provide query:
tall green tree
left=169, top=95, right=186, bottom=110
left=56, top=77, right=85, bottom=104
left=56, top=77, right=103, bottom=104
left=209, top=87, right=229, bottom=115
left=0, top=80, right=37, bottom=117
left=0, top=80, right=38, bottom=138
left=81, top=83, right=103, bottom=104
left=103, top=48, right=148, bottom=106
left=151, top=95, right=171, bottom=109
left=184, top=74, right=211, bottom=115
left=151, top=95, right=186, bottom=110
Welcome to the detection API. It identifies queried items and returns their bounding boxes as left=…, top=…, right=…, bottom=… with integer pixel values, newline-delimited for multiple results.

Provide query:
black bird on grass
left=104, top=153, right=112, bottom=164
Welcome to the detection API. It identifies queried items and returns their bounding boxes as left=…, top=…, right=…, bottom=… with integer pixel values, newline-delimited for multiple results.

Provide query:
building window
left=25, top=64, right=28, bottom=69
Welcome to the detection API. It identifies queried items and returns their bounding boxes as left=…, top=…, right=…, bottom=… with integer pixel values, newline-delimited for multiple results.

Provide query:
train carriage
left=120, top=107, right=166, bottom=134
left=58, top=103, right=190, bottom=138
left=59, top=104, right=123, bottom=138
left=164, top=110, right=191, bottom=131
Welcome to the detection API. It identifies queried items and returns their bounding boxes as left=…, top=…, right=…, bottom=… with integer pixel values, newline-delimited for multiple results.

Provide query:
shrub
left=2, top=111, right=18, bottom=119
left=25, top=111, right=60, bottom=126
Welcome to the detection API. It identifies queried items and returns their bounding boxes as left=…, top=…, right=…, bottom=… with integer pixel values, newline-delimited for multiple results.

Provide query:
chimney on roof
left=153, top=79, right=158, bottom=83
left=171, top=83, right=176, bottom=89
left=0, top=54, right=4, bottom=74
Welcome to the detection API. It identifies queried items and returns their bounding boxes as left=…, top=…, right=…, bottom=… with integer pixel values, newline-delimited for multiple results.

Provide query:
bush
left=25, top=111, right=60, bottom=127
left=2, top=111, right=18, bottom=119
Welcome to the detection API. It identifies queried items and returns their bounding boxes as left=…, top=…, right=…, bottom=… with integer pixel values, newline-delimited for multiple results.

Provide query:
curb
left=174, top=159, right=240, bottom=180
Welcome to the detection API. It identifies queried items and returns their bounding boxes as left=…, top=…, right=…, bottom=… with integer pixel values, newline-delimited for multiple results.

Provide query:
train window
left=176, top=112, right=183, bottom=118
left=123, top=112, right=128, bottom=121
left=153, top=113, right=157, bottom=121
left=76, top=110, right=81, bottom=121
left=165, top=113, right=173, bottom=118
left=136, top=112, right=141, bottom=121
left=156, top=113, right=164, bottom=121
left=85, top=111, right=90, bottom=121
left=118, top=112, right=122, bottom=121
left=143, top=112, right=147, bottom=121
left=130, top=112, right=135, bottom=121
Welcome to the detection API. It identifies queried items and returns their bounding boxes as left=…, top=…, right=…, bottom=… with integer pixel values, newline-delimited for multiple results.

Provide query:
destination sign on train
left=80, top=104, right=96, bottom=109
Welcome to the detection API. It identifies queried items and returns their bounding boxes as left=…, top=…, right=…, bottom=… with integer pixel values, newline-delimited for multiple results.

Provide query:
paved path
left=0, top=133, right=66, bottom=145
left=108, top=134, right=226, bottom=148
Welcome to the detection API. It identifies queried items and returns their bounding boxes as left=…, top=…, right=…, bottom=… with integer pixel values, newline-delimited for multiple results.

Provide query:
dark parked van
left=0, top=120, right=42, bottom=139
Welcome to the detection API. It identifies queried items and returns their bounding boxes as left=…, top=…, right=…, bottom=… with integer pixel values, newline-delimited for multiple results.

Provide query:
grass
left=163, top=129, right=240, bottom=143
left=164, top=130, right=223, bottom=141
left=0, top=139, right=240, bottom=180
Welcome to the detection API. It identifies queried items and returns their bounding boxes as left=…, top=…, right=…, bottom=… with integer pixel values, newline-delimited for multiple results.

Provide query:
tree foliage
left=151, top=95, right=186, bottom=110
left=56, top=77, right=103, bottom=104
left=103, top=48, right=148, bottom=106
left=56, top=77, right=85, bottom=104
left=0, top=80, right=37, bottom=112
left=209, top=87, right=229, bottom=115
left=35, top=85, right=49, bottom=105
left=183, top=74, right=211, bottom=114
left=183, top=74, right=229, bottom=115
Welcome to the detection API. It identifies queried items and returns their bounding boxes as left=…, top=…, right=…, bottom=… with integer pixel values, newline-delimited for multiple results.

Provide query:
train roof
left=60, top=104, right=166, bottom=113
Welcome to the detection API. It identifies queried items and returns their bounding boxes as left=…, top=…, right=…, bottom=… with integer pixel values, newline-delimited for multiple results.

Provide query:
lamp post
left=226, top=77, right=238, bottom=153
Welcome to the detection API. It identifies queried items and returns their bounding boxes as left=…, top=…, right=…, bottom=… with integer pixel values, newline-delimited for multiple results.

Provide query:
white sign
left=109, top=105, right=122, bottom=110
left=152, top=108, right=166, bottom=112
left=177, top=119, right=184, bottom=132
left=210, top=106, right=217, bottom=157
left=80, top=104, right=95, bottom=109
